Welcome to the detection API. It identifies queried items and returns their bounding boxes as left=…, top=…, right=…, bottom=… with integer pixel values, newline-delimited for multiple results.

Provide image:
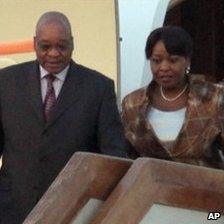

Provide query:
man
left=0, top=11, right=126, bottom=224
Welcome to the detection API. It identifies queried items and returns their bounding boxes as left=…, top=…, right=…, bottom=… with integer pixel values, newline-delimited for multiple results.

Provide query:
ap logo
left=207, top=212, right=221, bottom=220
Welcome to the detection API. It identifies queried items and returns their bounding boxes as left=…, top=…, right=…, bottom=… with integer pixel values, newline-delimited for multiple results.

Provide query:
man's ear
left=71, top=36, right=74, bottom=51
left=33, top=36, right=37, bottom=51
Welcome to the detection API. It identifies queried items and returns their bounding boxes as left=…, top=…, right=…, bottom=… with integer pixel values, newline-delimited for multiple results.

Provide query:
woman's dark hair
left=145, top=26, right=193, bottom=59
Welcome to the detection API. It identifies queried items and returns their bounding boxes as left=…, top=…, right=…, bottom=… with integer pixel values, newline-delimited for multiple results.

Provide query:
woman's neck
left=161, top=81, right=187, bottom=98
left=151, top=81, right=189, bottom=111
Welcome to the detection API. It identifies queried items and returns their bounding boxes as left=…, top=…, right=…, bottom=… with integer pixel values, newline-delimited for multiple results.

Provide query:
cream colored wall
left=0, top=0, right=118, bottom=85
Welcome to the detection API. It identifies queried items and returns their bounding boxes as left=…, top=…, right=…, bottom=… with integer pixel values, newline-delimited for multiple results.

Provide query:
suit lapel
left=45, top=61, right=84, bottom=129
left=26, top=61, right=45, bottom=127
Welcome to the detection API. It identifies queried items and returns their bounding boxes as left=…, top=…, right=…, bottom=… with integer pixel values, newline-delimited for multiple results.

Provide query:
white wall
left=118, top=0, right=171, bottom=101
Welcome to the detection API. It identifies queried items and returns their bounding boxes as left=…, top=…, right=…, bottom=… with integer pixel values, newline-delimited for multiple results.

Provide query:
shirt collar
left=39, top=65, right=69, bottom=81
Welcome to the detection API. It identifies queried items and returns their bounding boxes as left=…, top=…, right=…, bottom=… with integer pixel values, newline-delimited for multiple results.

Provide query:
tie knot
left=45, top=74, right=56, bottom=83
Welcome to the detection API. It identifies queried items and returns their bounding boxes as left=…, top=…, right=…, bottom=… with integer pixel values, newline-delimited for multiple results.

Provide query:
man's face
left=34, top=22, right=73, bottom=74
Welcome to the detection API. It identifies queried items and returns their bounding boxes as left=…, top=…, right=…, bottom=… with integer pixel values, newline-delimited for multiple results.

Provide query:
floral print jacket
left=122, top=76, right=224, bottom=169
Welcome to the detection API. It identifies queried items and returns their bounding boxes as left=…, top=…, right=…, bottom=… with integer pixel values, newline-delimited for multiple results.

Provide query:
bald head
left=35, top=11, right=72, bottom=37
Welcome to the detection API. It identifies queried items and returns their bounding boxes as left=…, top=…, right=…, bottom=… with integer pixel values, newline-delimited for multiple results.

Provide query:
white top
left=40, top=65, right=69, bottom=102
left=148, top=107, right=186, bottom=141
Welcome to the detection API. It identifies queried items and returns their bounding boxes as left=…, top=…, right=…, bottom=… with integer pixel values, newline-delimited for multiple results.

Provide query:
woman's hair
left=145, top=26, right=193, bottom=59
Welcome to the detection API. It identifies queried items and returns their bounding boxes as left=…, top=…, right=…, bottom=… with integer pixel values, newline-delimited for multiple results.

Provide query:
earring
left=185, top=66, right=190, bottom=75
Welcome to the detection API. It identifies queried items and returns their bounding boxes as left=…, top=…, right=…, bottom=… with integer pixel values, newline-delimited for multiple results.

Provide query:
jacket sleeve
left=0, top=122, right=3, bottom=158
left=121, top=95, right=139, bottom=159
left=97, top=79, right=127, bottom=157
left=218, top=85, right=224, bottom=146
left=214, top=85, right=224, bottom=168
left=0, top=87, right=4, bottom=160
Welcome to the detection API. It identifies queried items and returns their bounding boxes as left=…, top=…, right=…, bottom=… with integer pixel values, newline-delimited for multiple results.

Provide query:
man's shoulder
left=72, top=62, right=113, bottom=84
left=0, top=60, right=35, bottom=78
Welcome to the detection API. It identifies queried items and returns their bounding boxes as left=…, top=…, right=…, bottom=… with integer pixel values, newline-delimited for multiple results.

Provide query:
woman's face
left=150, top=40, right=190, bottom=89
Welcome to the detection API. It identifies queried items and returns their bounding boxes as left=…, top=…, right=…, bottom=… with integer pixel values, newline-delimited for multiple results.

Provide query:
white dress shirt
left=39, top=65, right=69, bottom=102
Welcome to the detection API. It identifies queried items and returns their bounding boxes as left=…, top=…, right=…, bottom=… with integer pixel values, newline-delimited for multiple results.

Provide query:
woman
left=122, top=26, right=224, bottom=168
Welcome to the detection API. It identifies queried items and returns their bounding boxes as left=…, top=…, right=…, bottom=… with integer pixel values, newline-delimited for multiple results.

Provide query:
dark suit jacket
left=0, top=60, right=126, bottom=224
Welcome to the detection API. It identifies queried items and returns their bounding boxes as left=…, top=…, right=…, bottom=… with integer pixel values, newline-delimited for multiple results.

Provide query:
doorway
left=164, top=0, right=224, bottom=82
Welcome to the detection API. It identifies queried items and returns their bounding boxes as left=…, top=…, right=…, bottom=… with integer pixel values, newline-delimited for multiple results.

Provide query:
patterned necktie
left=44, top=74, right=56, bottom=122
